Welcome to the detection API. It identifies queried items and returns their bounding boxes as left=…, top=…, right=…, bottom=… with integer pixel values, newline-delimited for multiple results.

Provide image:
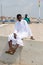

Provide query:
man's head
left=25, top=14, right=28, bottom=18
left=17, top=14, right=22, bottom=21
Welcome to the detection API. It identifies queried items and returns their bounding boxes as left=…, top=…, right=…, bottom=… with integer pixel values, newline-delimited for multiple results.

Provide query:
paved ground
left=0, top=23, right=43, bottom=65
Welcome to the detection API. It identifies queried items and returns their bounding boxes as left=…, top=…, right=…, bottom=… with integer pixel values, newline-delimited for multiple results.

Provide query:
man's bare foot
left=5, top=50, right=15, bottom=55
left=30, top=36, right=35, bottom=40
left=5, top=48, right=16, bottom=55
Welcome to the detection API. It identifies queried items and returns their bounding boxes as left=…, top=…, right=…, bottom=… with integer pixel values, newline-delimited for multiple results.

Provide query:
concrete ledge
left=0, top=22, right=15, bottom=24
left=0, top=36, right=43, bottom=65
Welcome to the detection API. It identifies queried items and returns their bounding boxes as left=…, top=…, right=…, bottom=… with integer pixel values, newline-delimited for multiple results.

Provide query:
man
left=5, top=33, right=24, bottom=55
left=24, top=14, right=30, bottom=24
left=14, top=14, right=35, bottom=40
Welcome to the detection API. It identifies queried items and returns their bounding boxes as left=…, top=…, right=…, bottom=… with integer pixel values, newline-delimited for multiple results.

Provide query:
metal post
left=1, top=4, right=5, bottom=24
left=1, top=4, right=2, bottom=21
left=38, top=0, right=40, bottom=23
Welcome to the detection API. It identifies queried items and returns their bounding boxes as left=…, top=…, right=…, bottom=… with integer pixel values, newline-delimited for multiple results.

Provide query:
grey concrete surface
left=0, top=23, right=43, bottom=65
left=0, top=36, right=43, bottom=65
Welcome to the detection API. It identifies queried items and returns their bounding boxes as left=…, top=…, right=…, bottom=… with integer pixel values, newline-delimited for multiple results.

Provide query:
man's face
left=14, top=33, right=17, bottom=39
left=25, top=15, right=27, bottom=18
left=17, top=16, right=22, bottom=21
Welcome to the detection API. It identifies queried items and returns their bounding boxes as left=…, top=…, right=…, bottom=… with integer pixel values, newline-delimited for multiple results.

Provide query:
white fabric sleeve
left=8, top=35, right=12, bottom=42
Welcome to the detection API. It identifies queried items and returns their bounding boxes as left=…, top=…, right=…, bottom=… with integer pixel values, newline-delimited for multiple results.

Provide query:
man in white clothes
left=5, top=33, right=24, bottom=55
left=14, top=14, right=35, bottom=40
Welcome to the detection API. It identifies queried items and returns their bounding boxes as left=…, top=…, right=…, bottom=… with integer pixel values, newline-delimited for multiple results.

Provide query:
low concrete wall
left=0, top=36, right=43, bottom=65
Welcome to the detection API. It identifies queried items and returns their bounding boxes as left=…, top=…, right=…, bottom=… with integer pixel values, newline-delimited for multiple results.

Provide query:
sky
left=0, top=0, right=43, bottom=19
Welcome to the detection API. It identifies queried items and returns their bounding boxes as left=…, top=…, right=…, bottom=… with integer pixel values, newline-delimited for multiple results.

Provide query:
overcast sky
left=0, top=0, right=43, bottom=18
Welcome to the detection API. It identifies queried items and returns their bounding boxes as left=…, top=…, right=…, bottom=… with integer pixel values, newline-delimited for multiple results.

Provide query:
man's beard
left=19, top=20, right=21, bottom=21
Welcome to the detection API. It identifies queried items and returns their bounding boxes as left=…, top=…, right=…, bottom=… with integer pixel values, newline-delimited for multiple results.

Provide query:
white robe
left=8, top=33, right=24, bottom=46
left=14, top=19, right=33, bottom=39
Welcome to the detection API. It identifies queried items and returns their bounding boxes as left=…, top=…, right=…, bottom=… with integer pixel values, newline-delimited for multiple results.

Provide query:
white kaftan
left=14, top=19, right=33, bottom=39
left=8, top=33, right=24, bottom=46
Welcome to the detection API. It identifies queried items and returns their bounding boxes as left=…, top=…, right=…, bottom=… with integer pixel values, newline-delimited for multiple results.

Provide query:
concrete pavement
left=0, top=23, right=43, bottom=65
